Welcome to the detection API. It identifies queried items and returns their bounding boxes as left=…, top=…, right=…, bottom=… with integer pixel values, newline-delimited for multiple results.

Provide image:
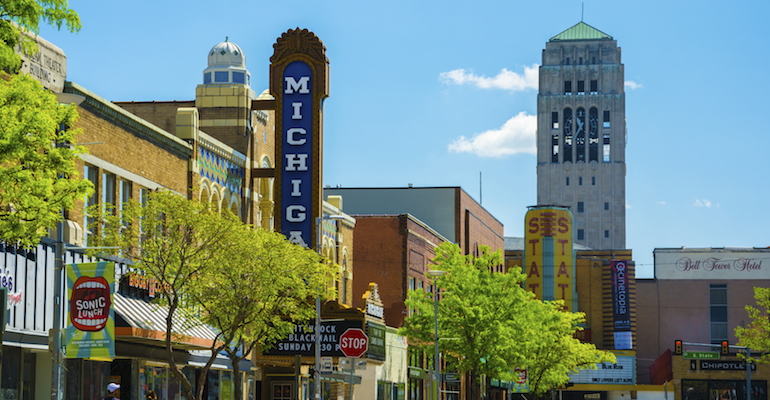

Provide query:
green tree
left=1, top=0, right=80, bottom=72
left=523, top=299, right=615, bottom=396
left=192, top=224, right=336, bottom=400
left=400, top=242, right=614, bottom=399
left=0, top=0, right=90, bottom=248
left=89, top=191, right=335, bottom=400
left=735, top=287, right=770, bottom=364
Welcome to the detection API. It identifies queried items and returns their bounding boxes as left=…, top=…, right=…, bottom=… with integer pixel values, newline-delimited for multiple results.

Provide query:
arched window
left=341, top=250, right=349, bottom=305
left=589, top=107, right=599, bottom=161
left=562, top=108, right=573, bottom=162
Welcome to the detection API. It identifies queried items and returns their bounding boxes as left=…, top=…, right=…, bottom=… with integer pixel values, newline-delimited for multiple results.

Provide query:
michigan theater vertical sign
left=271, top=29, right=330, bottom=248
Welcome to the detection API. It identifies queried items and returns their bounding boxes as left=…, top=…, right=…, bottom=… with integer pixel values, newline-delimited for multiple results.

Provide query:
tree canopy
left=0, top=0, right=90, bottom=248
left=89, top=191, right=337, bottom=400
left=400, top=242, right=615, bottom=398
left=735, top=287, right=770, bottom=364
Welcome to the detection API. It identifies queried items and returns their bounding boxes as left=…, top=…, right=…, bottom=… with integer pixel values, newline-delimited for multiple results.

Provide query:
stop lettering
left=339, top=328, right=368, bottom=358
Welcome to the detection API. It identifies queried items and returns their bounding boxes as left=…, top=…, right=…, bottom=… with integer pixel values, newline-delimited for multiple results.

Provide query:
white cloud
left=440, top=65, right=539, bottom=91
left=448, top=112, right=536, bottom=158
left=656, top=201, right=666, bottom=205
left=625, top=80, right=643, bottom=90
left=694, top=199, right=712, bottom=208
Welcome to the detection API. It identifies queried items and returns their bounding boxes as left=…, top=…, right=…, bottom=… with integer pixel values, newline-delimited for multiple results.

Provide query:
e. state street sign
left=339, top=328, right=368, bottom=358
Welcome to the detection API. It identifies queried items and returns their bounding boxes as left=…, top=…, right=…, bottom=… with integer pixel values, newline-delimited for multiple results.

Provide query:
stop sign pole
left=340, top=328, right=368, bottom=399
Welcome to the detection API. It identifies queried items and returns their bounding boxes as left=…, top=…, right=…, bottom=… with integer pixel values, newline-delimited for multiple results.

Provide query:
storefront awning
left=113, top=293, right=218, bottom=350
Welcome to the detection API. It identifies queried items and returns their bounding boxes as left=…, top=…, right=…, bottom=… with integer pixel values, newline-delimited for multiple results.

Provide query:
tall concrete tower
left=536, top=22, right=626, bottom=249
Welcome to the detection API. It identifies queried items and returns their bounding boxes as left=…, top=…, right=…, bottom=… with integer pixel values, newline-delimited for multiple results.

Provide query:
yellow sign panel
left=523, top=207, right=575, bottom=311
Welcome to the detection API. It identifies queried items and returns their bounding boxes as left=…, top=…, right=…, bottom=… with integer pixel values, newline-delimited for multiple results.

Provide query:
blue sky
left=40, top=0, right=770, bottom=278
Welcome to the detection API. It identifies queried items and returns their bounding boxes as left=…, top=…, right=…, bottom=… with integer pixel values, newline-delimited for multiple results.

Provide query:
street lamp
left=315, top=214, right=345, bottom=400
left=426, top=269, right=446, bottom=400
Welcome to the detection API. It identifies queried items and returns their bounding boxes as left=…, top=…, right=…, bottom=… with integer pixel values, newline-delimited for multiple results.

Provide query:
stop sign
left=339, top=328, right=368, bottom=358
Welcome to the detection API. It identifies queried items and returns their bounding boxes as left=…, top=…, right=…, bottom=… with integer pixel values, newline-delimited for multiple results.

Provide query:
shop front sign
left=655, top=250, right=770, bottom=280
left=366, top=322, right=386, bottom=361
left=700, top=360, right=757, bottom=371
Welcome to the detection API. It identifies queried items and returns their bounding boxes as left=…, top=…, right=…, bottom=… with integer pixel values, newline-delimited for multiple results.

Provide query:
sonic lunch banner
left=66, top=261, right=115, bottom=358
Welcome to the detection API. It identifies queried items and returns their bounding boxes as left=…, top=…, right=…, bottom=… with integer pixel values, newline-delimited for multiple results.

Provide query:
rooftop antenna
left=581, top=3, right=584, bottom=21
left=479, top=171, right=482, bottom=205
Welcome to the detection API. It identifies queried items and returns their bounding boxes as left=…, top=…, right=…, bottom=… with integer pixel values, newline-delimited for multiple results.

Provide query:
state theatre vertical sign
left=523, top=206, right=576, bottom=311
left=271, top=29, right=329, bottom=248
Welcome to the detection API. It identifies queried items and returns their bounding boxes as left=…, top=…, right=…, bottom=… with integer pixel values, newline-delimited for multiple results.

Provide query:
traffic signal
left=674, top=340, right=683, bottom=355
left=721, top=340, right=729, bottom=355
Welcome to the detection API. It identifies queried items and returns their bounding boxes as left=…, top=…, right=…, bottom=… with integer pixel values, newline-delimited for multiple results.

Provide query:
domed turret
left=202, top=37, right=250, bottom=86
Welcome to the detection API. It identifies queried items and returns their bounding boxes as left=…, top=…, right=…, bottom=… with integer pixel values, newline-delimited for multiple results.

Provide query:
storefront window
left=221, top=371, right=233, bottom=400
left=1, top=346, right=21, bottom=400
left=682, top=379, right=767, bottom=400
left=208, top=370, right=220, bottom=400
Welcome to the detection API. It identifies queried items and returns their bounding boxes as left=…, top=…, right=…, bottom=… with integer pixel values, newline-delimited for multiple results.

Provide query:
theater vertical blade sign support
left=271, top=29, right=330, bottom=248
left=66, top=261, right=116, bottom=358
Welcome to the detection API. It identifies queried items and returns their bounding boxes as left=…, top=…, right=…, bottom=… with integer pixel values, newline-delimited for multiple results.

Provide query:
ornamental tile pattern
left=198, top=146, right=244, bottom=197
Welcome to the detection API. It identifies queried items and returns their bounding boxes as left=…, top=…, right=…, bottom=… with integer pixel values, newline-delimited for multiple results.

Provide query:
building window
left=577, top=229, right=584, bottom=241
left=590, top=80, right=598, bottom=94
left=579, top=57, right=583, bottom=65
left=589, top=107, right=599, bottom=161
left=119, top=180, right=132, bottom=228
left=575, top=108, right=585, bottom=162
left=577, top=202, right=584, bottom=213
left=592, top=176, right=596, bottom=185
left=551, top=112, right=559, bottom=129
left=603, top=134, right=611, bottom=162
left=577, top=80, right=585, bottom=94
left=552, top=134, right=559, bottom=163
left=215, top=71, right=229, bottom=83
left=604, top=202, right=609, bottom=210
left=83, top=165, right=98, bottom=245
left=566, top=177, right=570, bottom=186
left=604, top=230, right=609, bottom=238
left=566, top=57, right=570, bottom=65
left=204, top=72, right=211, bottom=84
left=710, top=285, right=728, bottom=344
left=564, top=81, right=572, bottom=95
left=592, top=56, right=596, bottom=64
left=563, top=108, right=573, bottom=162
left=232, top=72, right=245, bottom=84
left=603, top=110, right=611, bottom=128
left=579, top=177, right=583, bottom=186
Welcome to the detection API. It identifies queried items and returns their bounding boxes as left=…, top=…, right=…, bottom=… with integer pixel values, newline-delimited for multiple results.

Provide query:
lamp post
left=426, top=269, right=446, bottom=400
left=315, top=214, right=345, bottom=400
left=51, top=92, right=86, bottom=400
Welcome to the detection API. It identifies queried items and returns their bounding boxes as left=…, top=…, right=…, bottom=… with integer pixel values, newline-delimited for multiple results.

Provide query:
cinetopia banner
left=66, top=261, right=115, bottom=358
left=611, top=260, right=631, bottom=350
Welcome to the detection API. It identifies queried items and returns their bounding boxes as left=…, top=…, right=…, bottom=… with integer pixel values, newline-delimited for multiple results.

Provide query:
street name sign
left=683, top=351, right=719, bottom=360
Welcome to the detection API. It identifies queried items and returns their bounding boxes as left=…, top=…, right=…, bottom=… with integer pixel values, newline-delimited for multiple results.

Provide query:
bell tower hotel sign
left=654, top=248, right=770, bottom=280
left=270, top=29, right=329, bottom=247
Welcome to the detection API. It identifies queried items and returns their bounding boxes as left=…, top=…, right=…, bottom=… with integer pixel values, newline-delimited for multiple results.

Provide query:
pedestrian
left=104, top=383, right=121, bottom=400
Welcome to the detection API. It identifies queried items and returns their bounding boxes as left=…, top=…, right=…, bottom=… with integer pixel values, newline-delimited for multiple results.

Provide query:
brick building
left=637, top=247, right=770, bottom=400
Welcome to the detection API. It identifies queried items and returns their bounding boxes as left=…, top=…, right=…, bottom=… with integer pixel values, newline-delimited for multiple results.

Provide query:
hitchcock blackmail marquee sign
left=271, top=29, right=330, bottom=248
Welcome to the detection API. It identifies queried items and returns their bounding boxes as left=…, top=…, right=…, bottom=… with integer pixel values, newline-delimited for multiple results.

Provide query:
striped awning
left=113, top=293, right=219, bottom=349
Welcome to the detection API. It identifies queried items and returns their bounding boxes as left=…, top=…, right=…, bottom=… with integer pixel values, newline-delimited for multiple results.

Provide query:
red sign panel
left=339, top=328, right=368, bottom=358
